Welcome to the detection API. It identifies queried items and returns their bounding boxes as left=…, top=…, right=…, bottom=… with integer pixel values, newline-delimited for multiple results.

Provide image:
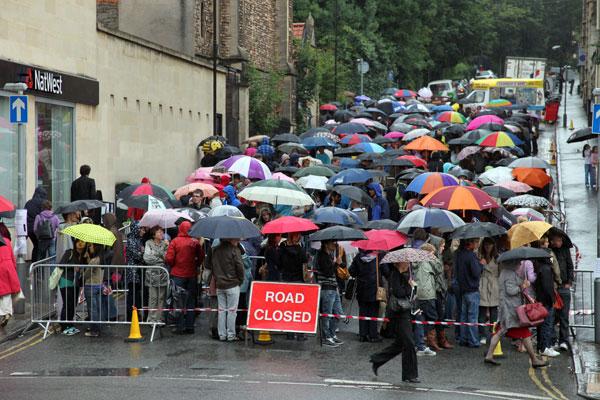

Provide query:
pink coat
left=0, top=237, right=20, bottom=296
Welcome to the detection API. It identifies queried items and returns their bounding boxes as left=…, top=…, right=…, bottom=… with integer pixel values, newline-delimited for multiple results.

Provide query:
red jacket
left=0, top=237, right=20, bottom=296
left=166, top=222, right=205, bottom=278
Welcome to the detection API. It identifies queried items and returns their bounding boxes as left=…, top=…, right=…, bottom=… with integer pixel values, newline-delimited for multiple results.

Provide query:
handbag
left=516, top=291, right=549, bottom=328
left=375, top=257, right=387, bottom=302
left=302, top=263, right=311, bottom=282
left=48, top=267, right=64, bottom=290
left=337, top=266, right=350, bottom=280
left=388, top=271, right=412, bottom=312
left=553, top=288, right=563, bottom=310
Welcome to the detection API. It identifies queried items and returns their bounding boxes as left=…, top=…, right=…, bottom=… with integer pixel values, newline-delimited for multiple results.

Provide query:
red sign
left=247, top=282, right=321, bottom=333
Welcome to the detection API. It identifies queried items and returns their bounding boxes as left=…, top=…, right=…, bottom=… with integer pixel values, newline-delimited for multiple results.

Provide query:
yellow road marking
left=528, top=366, right=560, bottom=400
left=0, top=330, right=44, bottom=356
left=540, top=365, right=569, bottom=400
left=0, top=328, right=53, bottom=361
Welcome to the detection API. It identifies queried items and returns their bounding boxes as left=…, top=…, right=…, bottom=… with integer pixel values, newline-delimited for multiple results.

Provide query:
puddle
left=10, top=367, right=152, bottom=377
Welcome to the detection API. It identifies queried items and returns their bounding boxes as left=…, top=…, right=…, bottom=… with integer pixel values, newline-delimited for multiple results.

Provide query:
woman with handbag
left=370, top=261, right=419, bottom=383
left=483, top=260, right=548, bottom=368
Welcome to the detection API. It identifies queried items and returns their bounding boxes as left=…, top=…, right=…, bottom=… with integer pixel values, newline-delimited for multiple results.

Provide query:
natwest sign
left=25, top=68, right=63, bottom=95
left=247, top=282, right=320, bottom=333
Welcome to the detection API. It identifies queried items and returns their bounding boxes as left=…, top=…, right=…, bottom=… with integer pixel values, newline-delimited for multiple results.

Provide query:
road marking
left=540, top=366, right=569, bottom=400
left=323, top=378, right=392, bottom=386
left=0, top=330, right=44, bottom=355
left=0, top=327, right=54, bottom=361
left=419, top=387, right=552, bottom=400
left=528, top=366, right=560, bottom=400
left=475, top=390, right=552, bottom=400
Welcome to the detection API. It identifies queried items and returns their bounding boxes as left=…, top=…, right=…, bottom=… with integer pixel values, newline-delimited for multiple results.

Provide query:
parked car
left=452, top=78, right=470, bottom=99
left=475, top=70, right=497, bottom=79
left=427, top=79, right=456, bottom=102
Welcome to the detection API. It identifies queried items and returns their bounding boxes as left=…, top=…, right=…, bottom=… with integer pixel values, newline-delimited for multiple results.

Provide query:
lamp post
left=563, top=66, right=570, bottom=128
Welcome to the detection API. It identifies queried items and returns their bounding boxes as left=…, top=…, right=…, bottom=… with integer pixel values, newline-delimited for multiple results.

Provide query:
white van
left=427, top=80, right=457, bottom=102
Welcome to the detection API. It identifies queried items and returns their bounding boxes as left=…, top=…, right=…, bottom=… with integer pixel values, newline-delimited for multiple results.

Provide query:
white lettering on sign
left=253, top=309, right=312, bottom=323
left=34, top=70, right=63, bottom=95
left=264, top=291, right=305, bottom=304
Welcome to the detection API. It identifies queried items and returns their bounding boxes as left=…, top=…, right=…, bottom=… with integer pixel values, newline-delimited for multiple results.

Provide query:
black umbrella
left=377, top=102, right=395, bottom=115
left=547, top=226, right=573, bottom=248
left=309, top=226, right=367, bottom=241
left=272, top=133, right=300, bottom=143
left=505, top=116, right=527, bottom=124
left=491, top=206, right=518, bottom=226
left=383, top=148, right=409, bottom=157
left=55, top=199, right=106, bottom=215
left=481, top=186, right=516, bottom=199
left=363, top=219, right=397, bottom=230
left=476, top=108, right=503, bottom=116
left=464, top=129, right=492, bottom=142
left=355, top=111, right=374, bottom=119
left=357, top=152, right=383, bottom=161
left=493, top=158, right=514, bottom=167
left=331, top=185, right=374, bottom=206
left=447, top=137, right=476, bottom=145
left=333, top=110, right=355, bottom=123
left=276, top=166, right=300, bottom=174
left=366, top=169, right=389, bottom=178
left=398, top=171, right=424, bottom=180
left=381, top=87, right=400, bottom=96
left=373, top=136, right=396, bottom=145
left=333, top=122, right=369, bottom=135
left=334, top=147, right=364, bottom=156
left=299, top=127, right=330, bottom=140
left=445, top=124, right=466, bottom=135
left=364, top=107, right=387, bottom=116
left=376, top=158, right=415, bottom=167
left=448, top=167, right=474, bottom=180
left=405, top=118, right=432, bottom=129
left=567, top=127, right=598, bottom=144
left=188, top=216, right=261, bottom=239
left=478, top=122, right=506, bottom=131
left=214, top=145, right=242, bottom=160
left=433, top=122, right=453, bottom=131
left=327, top=165, right=344, bottom=173
left=497, top=247, right=551, bottom=263
left=449, top=222, right=506, bottom=239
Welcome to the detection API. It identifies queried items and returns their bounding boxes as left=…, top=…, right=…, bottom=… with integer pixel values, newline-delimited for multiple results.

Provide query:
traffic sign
left=593, top=104, right=600, bottom=134
left=357, top=60, right=369, bottom=74
left=247, top=281, right=321, bottom=333
left=9, top=96, right=27, bottom=123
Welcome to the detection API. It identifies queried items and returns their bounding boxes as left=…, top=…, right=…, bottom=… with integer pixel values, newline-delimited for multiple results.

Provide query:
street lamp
left=563, top=65, right=570, bottom=128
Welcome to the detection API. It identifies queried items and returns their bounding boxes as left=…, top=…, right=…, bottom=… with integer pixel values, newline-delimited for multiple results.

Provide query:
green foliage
left=244, top=62, right=285, bottom=135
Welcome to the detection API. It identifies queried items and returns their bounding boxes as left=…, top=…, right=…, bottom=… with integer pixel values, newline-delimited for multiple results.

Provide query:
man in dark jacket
left=367, top=183, right=390, bottom=221
left=71, top=165, right=96, bottom=201
left=535, top=257, right=558, bottom=357
left=454, top=238, right=483, bottom=347
left=550, top=233, right=573, bottom=351
left=24, top=186, right=47, bottom=262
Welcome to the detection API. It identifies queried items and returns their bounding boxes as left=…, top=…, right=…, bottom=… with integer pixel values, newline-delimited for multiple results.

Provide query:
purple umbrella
left=218, top=155, right=272, bottom=180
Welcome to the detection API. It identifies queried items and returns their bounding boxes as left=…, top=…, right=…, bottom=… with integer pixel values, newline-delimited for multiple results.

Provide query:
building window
left=35, top=100, right=74, bottom=208
left=0, top=95, right=17, bottom=207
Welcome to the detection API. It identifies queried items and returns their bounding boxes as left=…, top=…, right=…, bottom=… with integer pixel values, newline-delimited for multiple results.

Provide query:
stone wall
left=97, top=0, right=119, bottom=30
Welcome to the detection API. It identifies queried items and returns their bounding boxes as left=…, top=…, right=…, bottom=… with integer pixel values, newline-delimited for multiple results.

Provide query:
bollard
left=14, top=254, right=27, bottom=314
left=595, top=278, right=600, bottom=344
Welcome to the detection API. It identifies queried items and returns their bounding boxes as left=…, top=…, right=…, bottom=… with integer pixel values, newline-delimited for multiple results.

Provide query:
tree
left=244, top=62, right=285, bottom=135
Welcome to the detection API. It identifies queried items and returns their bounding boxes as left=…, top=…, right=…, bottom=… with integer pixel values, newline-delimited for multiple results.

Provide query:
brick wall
left=239, top=0, right=279, bottom=71
left=97, top=0, right=119, bottom=29
left=194, top=0, right=231, bottom=59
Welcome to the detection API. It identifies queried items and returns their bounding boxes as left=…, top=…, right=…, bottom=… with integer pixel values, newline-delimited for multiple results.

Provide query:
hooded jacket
left=33, top=210, right=60, bottom=240
left=349, top=252, right=387, bottom=302
left=102, top=213, right=125, bottom=265
left=206, top=240, right=244, bottom=290
left=166, top=221, right=205, bottom=277
left=24, top=186, right=47, bottom=232
left=367, top=183, right=390, bottom=221
left=0, top=237, right=20, bottom=296
left=125, top=220, right=144, bottom=283
left=222, top=185, right=242, bottom=207
left=257, top=137, right=274, bottom=159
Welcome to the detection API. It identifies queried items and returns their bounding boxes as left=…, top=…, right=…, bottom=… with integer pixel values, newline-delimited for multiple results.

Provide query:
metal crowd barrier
left=571, top=270, right=595, bottom=330
left=544, top=208, right=566, bottom=230
left=30, top=260, right=169, bottom=342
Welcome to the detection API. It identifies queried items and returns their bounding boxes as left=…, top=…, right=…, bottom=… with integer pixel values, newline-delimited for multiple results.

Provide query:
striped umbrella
left=340, top=134, right=371, bottom=145
left=420, top=186, right=499, bottom=211
left=396, top=207, right=465, bottom=233
left=485, top=99, right=512, bottom=108
left=117, top=183, right=177, bottom=201
left=476, top=131, right=520, bottom=147
left=218, top=155, right=272, bottom=180
left=393, top=89, right=417, bottom=98
left=435, top=111, right=467, bottom=123
left=399, top=155, right=426, bottom=167
left=405, top=173, right=459, bottom=194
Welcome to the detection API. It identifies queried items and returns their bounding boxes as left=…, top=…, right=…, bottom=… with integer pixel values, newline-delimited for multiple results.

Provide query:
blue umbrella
left=339, top=158, right=360, bottom=169
left=308, top=207, right=363, bottom=226
left=355, top=95, right=371, bottom=101
left=352, top=142, right=386, bottom=153
left=432, top=105, right=454, bottom=112
left=395, top=207, right=465, bottom=233
left=340, top=134, right=371, bottom=145
left=327, top=168, right=374, bottom=185
left=300, top=136, right=339, bottom=150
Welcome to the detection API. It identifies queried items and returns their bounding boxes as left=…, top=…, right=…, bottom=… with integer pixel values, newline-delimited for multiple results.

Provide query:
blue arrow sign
left=593, top=104, right=600, bottom=134
left=9, top=96, right=28, bottom=123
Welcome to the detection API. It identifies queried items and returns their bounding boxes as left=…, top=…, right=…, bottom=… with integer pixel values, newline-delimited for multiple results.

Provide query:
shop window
left=35, top=101, right=74, bottom=208
left=0, top=96, right=17, bottom=207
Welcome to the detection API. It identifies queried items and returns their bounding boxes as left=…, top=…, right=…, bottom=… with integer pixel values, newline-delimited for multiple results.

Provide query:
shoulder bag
left=388, top=270, right=413, bottom=312
left=375, top=256, right=387, bottom=302
left=516, top=269, right=549, bottom=327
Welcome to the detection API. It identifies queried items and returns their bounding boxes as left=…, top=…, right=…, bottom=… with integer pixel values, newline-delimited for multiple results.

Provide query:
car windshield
left=430, top=83, right=450, bottom=93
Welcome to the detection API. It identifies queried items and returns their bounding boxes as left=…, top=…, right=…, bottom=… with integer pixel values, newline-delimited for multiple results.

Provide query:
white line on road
left=475, top=390, right=552, bottom=400
left=323, top=378, right=392, bottom=386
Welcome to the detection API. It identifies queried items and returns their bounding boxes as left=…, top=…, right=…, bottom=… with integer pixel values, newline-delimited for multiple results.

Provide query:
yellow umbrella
left=506, top=221, right=552, bottom=249
left=61, top=224, right=116, bottom=246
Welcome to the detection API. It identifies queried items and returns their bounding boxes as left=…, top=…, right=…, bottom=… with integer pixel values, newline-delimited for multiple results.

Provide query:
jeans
left=538, top=306, right=554, bottom=351
left=101, top=292, right=118, bottom=320
left=459, top=291, right=480, bottom=347
left=585, top=164, right=595, bottom=186
left=37, top=239, right=56, bottom=262
left=552, top=287, right=571, bottom=345
left=420, top=299, right=440, bottom=334
left=217, top=286, right=240, bottom=340
left=444, top=292, right=456, bottom=321
left=84, top=286, right=103, bottom=333
left=171, top=276, right=197, bottom=331
left=478, top=306, right=498, bottom=340
left=321, top=289, right=342, bottom=339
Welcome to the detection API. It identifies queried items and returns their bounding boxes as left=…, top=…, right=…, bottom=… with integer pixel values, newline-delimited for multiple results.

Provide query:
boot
left=437, top=330, right=454, bottom=349
left=426, top=330, right=443, bottom=351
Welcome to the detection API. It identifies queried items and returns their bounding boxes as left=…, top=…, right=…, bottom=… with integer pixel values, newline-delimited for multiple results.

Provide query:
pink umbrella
left=350, top=118, right=376, bottom=127
left=466, top=115, right=504, bottom=131
left=456, top=146, right=481, bottom=161
left=174, top=182, right=219, bottom=199
left=503, top=124, right=520, bottom=133
left=385, top=131, right=405, bottom=139
left=271, top=172, right=295, bottom=183
left=494, top=181, right=533, bottom=193
left=185, top=167, right=214, bottom=182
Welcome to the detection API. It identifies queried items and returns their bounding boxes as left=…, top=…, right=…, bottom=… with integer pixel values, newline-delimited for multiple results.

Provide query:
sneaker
left=416, top=347, right=436, bottom=356
left=323, top=338, right=339, bottom=347
left=480, top=338, right=487, bottom=345
left=541, top=347, right=560, bottom=357
left=70, top=327, right=80, bottom=334
left=559, top=342, right=569, bottom=351
left=61, top=327, right=73, bottom=335
left=332, top=336, right=344, bottom=344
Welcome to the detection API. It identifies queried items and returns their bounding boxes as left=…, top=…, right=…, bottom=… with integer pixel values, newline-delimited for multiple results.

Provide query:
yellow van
left=461, top=78, right=545, bottom=111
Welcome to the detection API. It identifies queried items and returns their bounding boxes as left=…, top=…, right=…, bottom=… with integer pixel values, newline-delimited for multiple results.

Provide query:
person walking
left=33, top=200, right=60, bottom=261
left=24, top=186, right=47, bottom=262
left=0, top=236, right=21, bottom=327
left=143, top=226, right=169, bottom=323
left=478, top=238, right=499, bottom=345
left=370, top=261, right=419, bottom=383
left=316, top=240, right=345, bottom=347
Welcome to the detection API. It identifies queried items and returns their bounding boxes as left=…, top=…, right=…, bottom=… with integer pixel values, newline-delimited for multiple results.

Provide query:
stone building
left=580, top=0, right=599, bottom=125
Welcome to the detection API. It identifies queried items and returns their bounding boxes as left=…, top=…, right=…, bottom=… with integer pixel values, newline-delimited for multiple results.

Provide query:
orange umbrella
left=174, top=182, right=219, bottom=199
left=403, top=135, right=449, bottom=152
left=510, top=168, right=552, bottom=188
left=420, top=186, right=499, bottom=211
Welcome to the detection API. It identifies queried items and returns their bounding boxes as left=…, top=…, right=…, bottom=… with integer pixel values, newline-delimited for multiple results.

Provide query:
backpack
left=36, top=219, right=54, bottom=240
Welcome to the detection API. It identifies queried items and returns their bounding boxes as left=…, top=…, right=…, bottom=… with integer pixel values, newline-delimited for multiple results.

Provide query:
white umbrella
left=403, top=128, right=430, bottom=141
left=207, top=205, right=244, bottom=217
left=418, top=87, right=433, bottom=99
left=139, top=209, right=188, bottom=229
left=477, top=167, right=514, bottom=185
left=297, top=175, right=328, bottom=191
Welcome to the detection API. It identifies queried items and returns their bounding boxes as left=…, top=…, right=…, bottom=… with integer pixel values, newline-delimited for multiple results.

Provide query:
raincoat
left=222, top=185, right=242, bottom=207
left=166, top=221, right=205, bottom=278
left=367, top=183, right=390, bottom=221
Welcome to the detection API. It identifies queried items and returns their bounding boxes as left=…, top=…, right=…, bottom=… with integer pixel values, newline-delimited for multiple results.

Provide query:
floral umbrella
left=381, top=248, right=437, bottom=263
left=503, top=194, right=552, bottom=208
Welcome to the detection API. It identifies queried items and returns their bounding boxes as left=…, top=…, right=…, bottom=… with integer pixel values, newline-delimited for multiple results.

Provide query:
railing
left=571, top=270, right=595, bottom=330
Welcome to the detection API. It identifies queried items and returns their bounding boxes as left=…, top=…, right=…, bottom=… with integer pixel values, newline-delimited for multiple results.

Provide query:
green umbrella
left=238, top=180, right=314, bottom=206
left=293, top=165, right=335, bottom=178
left=61, top=224, right=116, bottom=246
left=278, top=142, right=308, bottom=154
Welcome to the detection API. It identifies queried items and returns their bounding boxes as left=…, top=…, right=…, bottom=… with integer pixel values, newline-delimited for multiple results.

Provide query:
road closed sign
left=247, top=281, right=321, bottom=333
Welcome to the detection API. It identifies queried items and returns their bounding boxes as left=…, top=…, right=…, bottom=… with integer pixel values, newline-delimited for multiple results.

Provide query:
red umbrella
left=261, top=216, right=319, bottom=234
left=0, top=195, right=15, bottom=213
left=351, top=229, right=408, bottom=251
left=420, top=186, right=499, bottom=211
left=399, top=155, right=426, bottom=167
left=319, top=104, right=338, bottom=111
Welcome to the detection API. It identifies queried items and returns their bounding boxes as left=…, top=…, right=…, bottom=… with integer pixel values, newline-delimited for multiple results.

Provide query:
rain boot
left=437, top=330, right=454, bottom=349
left=426, top=330, right=443, bottom=351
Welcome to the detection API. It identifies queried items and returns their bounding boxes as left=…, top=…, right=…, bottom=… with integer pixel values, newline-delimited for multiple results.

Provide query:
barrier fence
left=571, top=270, right=595, bottom=330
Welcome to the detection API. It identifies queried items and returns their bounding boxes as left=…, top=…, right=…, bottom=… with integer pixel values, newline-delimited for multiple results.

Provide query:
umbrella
left=340, top=134, right=371, bottom=145
left=399, top=155, right=427, bottom=167
left=448, top=167, right=474, bottom=180
left=327, top=169, right=373, bottom=185
left=403, top=128, right=431, bottom=141
left=351, top=229, right=408, bottom=250
left=271, top=172, right=296, bottom=183
left=139, top=209, right=188, bottom=228
left=376, top=158, right=415, bottom=167
left=405, top=118, right=432, bottom=129
left=497, top=247, right=552, bottom=263
left=201, top=139, right=225, bottom=153
left=385, top=131, right=405, bottom=139
left=476, top=132, right=523, bottom=147
left=363, top=219, right=398, bottom=230
left=381, top=87, right=400, bottom=96
left=301, top=136, right=339, bottom=150
left=432, top=105, right=454, bottom=112
left=61, top=224, right=116, bottom=246
left=309, top=207, right=363, bottom=226
left=491, top=206, right=518, bottom=227
left=477, top=167, right=515, bottom=185
left=393, top=89, right=417, bottom=98
left=405, top=173, right=459, bottom=194
left=188, top=216, right=262, bottom=239
left=478, top=122, right=507, bottom=132
left=296, top=175, right=328, bottom=191
left=418, top=87, right=433, bottom=99
left=390, top=121, right=415, bottom=133
left=456, top=146, right=481, bottom=161
left=261, top=216, right=319, bottom=234
left=481, top=186, right=516, bottom=199
left=186, top=167, right=215, bottom=182
left=242, top=135, right=269, bottom=144
left=340, top=158, right=361, bottom=168
left=567, top=127, right=598, bottom=144
left=463, top=129, right=493, bottom=143
left=466, top=115, right=504, bottom=131
left=299, top=127, right=330, bottom=140
left=403, top=136, right=449, bottom=152
left=381, top=248, right=437, bottom=263
left=420, top=186, right=499, bottom=211
left=449, top=222, right=506, bottom=239
left=333, top=122, right=369, bottom=135
left=447, top=136, right=476, bottom=146
left=506, top=221, right=553, bottom=248
left=508, top=157, right=550, bottom=169
left=511, top=207, right=545, bottom=222
left=396, top=207, right=466, bottom=233
left=121, top=195, right=170, bottom=211
left=334, top=147, right=364, bottom=156
left=174, top=208, right=207, bottom=222
left=357, top=152, right=383, bottom=161
left=174, top=183, right=219, bottom=200
left=214, top=145, right=242, bottom=160
left=547, top=226, right=573, bottom=248
left=383, top=148, right=409, bottom=157
left=276, top=166, right=300, bottom=174
left=199, top=136, right=228, bottom=145
left=504, top=195, right=552, bottom=208
left=293, top=165, right=334, bottom=178
left=333, top=110, right=355, bottom=123
left=309, top=226, right=367, bottom=241
left=238, top=180, right=314, bottom=206
left=351, top=118, right=388, bottom=131
left=356, top=95, right=372, bottom=102
left=319, top=104, right=338, bottom=111
left=352, top=142, right=385, bottom=153
left=486, top=99, right=512, bottom=108
left=117, top=183, right=176, bottom=201
left=494, top=180, right=533, bottom=193
left=367, top=169, right=389, bottom=178
left=405, top=104, right=431, bottom=114
left=207, top=205, right=244, bottom=217
left=363, top=107, right=385, bottom=115
left=435, top=111, right=467, bottom=123
left=331, top=185, right=374, bottom=206
left=218, top=155, right=272, bottom=180
left=445, top=124, right=466, bottom=135
left=511, top=168, right=552, bottom=188
left=54, top=199, right=105, bottom=215
left=278, top=142, right=308, bottom=154
left=373, top=136, right=396, bottom=145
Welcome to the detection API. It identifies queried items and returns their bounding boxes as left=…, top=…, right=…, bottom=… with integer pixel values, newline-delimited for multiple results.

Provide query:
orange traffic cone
left=549, top=139, right=554, bottom=152
left=124, top=306, right=144, bottom=342
left=254, top=330, right=274, bottom=345
left=551, top=151, right=556, bottom=166
left=492, top=323, right=503, bottom=357
left=569, top=120, right=574, bottom=130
